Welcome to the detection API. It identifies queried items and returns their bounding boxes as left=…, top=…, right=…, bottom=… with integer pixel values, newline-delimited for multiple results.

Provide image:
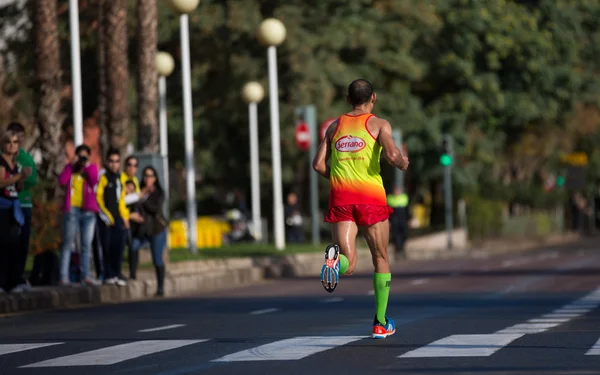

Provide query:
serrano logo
left=335, top=135, right=366, bottom=153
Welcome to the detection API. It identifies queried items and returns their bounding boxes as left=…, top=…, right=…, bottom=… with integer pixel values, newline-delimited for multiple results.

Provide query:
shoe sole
left=320, top=244, right=340, bottom=293
left=372, top=329, right=396, bottom=339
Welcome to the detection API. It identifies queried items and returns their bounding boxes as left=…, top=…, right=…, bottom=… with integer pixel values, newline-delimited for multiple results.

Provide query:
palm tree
left=137, top=0, right=158, bottom=152
left=33, top=0, right=64, bottom=197
left=105, top=0, right=129, bottom=152
left=96, top=0, right=109, bottom=155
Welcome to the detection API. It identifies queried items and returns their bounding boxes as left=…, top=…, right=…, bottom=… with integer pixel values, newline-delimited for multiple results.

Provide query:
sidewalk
left=0, top=229, right=581, bottom=315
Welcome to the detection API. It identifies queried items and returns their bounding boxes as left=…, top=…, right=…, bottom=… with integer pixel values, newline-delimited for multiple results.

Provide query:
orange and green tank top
left=329, top=113, right=387, bottom=208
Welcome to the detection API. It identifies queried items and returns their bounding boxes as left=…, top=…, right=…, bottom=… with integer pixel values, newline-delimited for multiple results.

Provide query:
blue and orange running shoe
left=320, top=244, right=340, bottom=293
left=372, top=316, right=396, bottom=339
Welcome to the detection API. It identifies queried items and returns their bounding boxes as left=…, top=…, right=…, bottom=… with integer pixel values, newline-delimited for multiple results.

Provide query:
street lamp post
left=242, top=82, right=265, bottom=242
left=68, top=0, right=83, bottom=145
left=156, top=51, right=175, bottom=217
left=257, top=18, right=286, bottom=250
left=168, top=0, right=200, bottom=253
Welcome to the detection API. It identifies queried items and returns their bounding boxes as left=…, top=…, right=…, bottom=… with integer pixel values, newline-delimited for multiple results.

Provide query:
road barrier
left=168, top=217, right=231, bottom=249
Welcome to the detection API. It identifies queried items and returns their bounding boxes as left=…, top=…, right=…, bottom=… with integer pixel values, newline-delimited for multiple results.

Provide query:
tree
left=136, top=0, right=158, bottom=152
left=33, top=0, right=64, bottom=198
left=105, top=0, right=129, bottom=153
left=96, top=0, right=109, bottom=156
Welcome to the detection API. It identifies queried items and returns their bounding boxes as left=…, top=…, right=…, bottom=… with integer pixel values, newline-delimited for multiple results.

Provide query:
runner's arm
left=377, top=120, right=408, bottom=171
left=312, top=121, right=337, bottom=179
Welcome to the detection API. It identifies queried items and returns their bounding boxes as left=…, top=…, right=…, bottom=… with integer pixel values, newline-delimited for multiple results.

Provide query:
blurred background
left=1, top=0, right=599, bottom=254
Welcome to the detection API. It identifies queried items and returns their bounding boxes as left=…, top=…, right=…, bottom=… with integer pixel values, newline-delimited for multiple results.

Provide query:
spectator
left=285, top=192, right=304, bottom=243
left=0, top=130, right=31, bottom=293
left=58, top=144, right=101, bottom=286
left=6, top=122, right=38, bottom=293
left=129, top=166, right=168, bottom=296
left=96, top=148, right=130, bottom=286
left=124, top=180, right=140, bottom=279
left=122, top=155, right=140, bottom=192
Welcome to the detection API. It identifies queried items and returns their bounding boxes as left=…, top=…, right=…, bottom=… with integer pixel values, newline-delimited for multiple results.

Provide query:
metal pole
left=267, top=45, right=285, bottom=250
left=443, top=134, right=453, bottom=249
left=249, top=102, right=262, bottom=242
left=159, top=75, right=170, bottom=219
left=180, top=14, right=197, bottom=253
left=305, top=105, right=320, bottom=245
left=69, top=0, right=83, bottom=146
left=392, top=129, right=403, bottom=188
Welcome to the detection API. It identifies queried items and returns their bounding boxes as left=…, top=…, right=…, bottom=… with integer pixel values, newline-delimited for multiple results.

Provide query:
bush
left=465, top=195, right=505, bottom=241
left=29, top=184, right=62, bottom=255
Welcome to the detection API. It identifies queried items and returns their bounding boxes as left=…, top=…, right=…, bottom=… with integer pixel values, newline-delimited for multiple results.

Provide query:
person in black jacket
left=128, top=166, right=168, bottom=296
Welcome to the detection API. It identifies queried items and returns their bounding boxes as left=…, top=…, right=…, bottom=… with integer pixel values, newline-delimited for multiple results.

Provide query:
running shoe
left=320, top=244, right=340, bottom=293
left=372, top=316, right=396, bottom=339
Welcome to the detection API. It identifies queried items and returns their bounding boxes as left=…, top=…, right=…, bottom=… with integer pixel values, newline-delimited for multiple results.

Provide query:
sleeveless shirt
left=329, top=113, right=387, bottom=208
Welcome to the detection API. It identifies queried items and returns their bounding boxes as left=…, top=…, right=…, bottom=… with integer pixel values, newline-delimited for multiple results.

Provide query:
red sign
left=320, top=117, right=338, bottom=141
left=295, top=122, right=310, bottom=152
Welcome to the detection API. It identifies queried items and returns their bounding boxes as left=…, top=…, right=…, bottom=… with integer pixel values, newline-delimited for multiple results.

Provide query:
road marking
left=399, top=334, right=524, bottom=358
left=21, top=340, right=207, bottom=367
left=138, top=324, right=186, bottom=333
left=0, top=343, right=63, bottom=356
left=250, top=308, right=280, bottom=315
left=585, top=338, right=600, bottom=355
left=211, top=336, right=366, bottom=362
left=528, top=318, right=571, bottom=323
left=497, top=323, right=561, bottom=334
left=320, top=297, right=344, bottom=303
left=410, top=279, right=428, bottom=285
left=400, top=287, right=600, bottom=358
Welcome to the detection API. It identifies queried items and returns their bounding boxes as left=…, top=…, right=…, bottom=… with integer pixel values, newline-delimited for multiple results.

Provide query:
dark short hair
left=348, top=79, right=374, bottom=106
left=75, top=144, right=91, bottom=155
left=106, top=147, right=120, bottom=160
left=125, top=180, right=136, bottom=187
left=125, top=155, right=138, bottom=165
left=7, top=122, right=25, bottom=133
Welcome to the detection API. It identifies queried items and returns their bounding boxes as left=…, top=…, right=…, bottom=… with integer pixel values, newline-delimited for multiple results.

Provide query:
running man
left=312, top=79, right=409, bottom=339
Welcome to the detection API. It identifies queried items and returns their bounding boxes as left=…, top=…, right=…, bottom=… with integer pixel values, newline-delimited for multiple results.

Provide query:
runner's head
left=347, top=79, right=376, bottom=110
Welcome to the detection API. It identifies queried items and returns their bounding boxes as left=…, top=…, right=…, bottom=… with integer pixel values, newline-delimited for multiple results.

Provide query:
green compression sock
left=373, top=272, right=391, bottom=325
left=339, top=254, right=349, bottom=275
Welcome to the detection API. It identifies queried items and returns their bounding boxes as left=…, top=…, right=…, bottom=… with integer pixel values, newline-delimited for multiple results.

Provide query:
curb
left=0, top=232, right=581, bottom=315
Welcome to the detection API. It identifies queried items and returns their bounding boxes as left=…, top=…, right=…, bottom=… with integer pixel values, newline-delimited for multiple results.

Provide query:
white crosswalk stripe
left=0, top=343, right=64, bottom=356
left=585, top=338, right=600, bottom=355
left=399, top=287, right=600, bottom=358
left=20, top=340, right=208, bottom=368
left=211, top=336, right=367, bottom=362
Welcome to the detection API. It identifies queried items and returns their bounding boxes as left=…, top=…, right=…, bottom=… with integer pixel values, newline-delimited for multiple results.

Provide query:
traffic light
left=440, top=134, right=453, bottom=166
left=556, top=175, right=565, bottom=187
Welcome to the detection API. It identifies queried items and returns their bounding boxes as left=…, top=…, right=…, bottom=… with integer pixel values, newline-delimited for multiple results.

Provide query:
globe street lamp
left=156, top=51, right=175, bottom=212
left=257, top=18, right=286, bottom=250
left=167, top=0, right=199, bottom=253
left=242, top=82, right=265, bottom=242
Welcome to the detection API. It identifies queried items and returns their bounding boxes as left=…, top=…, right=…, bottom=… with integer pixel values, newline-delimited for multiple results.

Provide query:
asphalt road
left=2, top=239, right=600, bottom=375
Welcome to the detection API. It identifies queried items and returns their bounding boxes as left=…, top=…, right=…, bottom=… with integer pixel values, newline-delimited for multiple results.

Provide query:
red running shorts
left=324, top=204, right=394, bottom=226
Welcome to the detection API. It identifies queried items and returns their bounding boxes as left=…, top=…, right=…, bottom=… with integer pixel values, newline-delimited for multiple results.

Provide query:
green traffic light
left=556, top=175, right=565, bottom=187
left=440, top=154, right=452, bottom=166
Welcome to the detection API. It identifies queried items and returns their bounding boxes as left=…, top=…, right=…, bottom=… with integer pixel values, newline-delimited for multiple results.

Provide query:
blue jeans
left=60, top=207, right=97, bottom=282
left=131, top=230, right=167, bottom=267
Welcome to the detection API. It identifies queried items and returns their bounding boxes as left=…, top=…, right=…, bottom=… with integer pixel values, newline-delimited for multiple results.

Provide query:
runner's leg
left=362, top=220, right=391, bottom=325
left=332, top=221, right=358, bottom=275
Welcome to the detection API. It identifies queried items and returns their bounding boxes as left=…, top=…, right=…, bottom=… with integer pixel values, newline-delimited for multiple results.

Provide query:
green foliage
left=465, top=195, right=505, bottom=240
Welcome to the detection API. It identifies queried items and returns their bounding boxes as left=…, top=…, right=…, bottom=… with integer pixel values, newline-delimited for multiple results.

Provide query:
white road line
left=542, top=313, right=582, bottom=319
left=528, top=318, right=571, bottom=323
left=0, top=343, right=63, bottom=356
left=320, top=297, right=344, bottom=303
left=250, top=308, right=280, bottom=315
left=212, top=336, right=366, bottom=362
left=138, top=324, right=186, bottom=333
left=585, top=338, right=600, bottom=355
left=410, top=279, right=428, bottom=285
left=21, top=340, right=207, bottom=367
left=553, top=308, right=591, bottom=314
left=497, top=323, right=561, bottom=334
left=399, top=334, right=524, bottom=358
